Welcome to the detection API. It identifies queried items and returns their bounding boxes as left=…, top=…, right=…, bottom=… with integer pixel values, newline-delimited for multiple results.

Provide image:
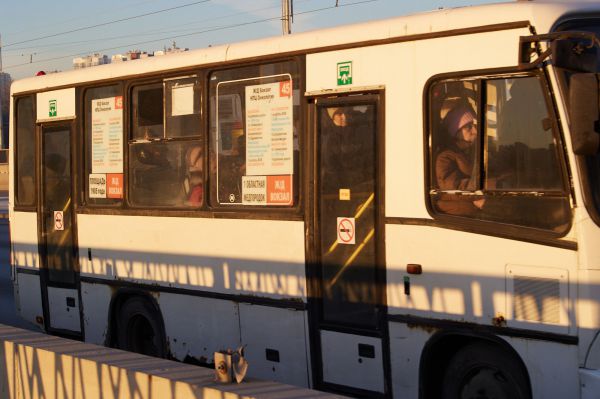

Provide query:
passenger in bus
left=185, top=146, right=203, bottom=206
left=435, top=104, right=485, bottom=216
left=45, top=153, right=70, bottom=209
left=136, top=128, right=170, bottom=168
left=322, top=107, right=373, bottom=193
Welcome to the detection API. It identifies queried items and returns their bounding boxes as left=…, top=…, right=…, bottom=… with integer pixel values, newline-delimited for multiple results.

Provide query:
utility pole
left=282, top=0, right=292, bottom=35
left=0, top=34, right=3, bottom=150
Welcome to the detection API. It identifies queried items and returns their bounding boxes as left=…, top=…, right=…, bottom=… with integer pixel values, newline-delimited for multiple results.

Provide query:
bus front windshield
left=554, top=18, right=600, bottom=220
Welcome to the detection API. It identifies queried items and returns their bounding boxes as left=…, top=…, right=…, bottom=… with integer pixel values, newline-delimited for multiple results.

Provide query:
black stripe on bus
left=16, top=267, right=41, bottom=276
left=385, top=217, right=578, bottom=251
left=79, top=275, right=307, bottom=311
left=388, top=314, right=579, bottom=345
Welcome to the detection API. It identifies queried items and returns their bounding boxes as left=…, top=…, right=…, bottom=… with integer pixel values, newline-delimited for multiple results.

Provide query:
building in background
left=154, top=41, right=189, bottom=56
left=111, top=50, right=151, bottom=63
left=73, top=54, right=110, bottom=69
left=78, top=43, right=189, bottom=69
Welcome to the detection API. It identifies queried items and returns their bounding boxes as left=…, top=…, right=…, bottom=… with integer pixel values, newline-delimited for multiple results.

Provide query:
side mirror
left=570, top=73, right=600, bottom=155
left=552, top=39, right=598, bottom=72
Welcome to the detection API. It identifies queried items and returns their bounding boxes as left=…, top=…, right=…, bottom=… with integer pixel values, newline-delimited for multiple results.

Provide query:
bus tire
left=441, top=341, right=530, bottom=399
left=116, top=296, right=167, bottom=358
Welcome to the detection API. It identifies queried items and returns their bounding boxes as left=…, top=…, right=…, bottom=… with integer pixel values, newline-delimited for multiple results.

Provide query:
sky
left=0, top=0, right=506, bottom=80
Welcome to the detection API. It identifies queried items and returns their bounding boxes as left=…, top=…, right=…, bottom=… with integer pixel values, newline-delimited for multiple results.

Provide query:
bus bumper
left=580, top=369, right=600, bottom=399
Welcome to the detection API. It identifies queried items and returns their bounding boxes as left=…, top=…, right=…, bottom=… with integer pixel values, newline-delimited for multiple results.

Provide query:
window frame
left=207, top=59, right=303, bottom=211
left=424, top=68, right=573, bottom=239
left=127, top=74, right=205, bottom=209
left=13, top=95, right=37, bottom=210
left=74, top=55, right=305, bottom=221
left=82, top=83, right=125, bottom=207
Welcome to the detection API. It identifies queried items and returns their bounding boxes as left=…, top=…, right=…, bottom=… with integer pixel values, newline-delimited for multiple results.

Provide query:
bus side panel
left=80, top=281, right=112, bottom=345
left=386, top=225, right=577, bottom=329
left=77, top=215, right=307, bottom=300
left=386, top=224, right=579, bottom=397
left=159, top=293, right=241, bottom=364
left=388, top=323, right=434, bottom=398
left=507, top=336, right=580, bottom=399
left=10, top=211, right=39, bottom=271
left=239, top=304, right=310, bottom=387
left=14, top=273, right=43, bottom=330
left=11, top=211, right=42, bottom=327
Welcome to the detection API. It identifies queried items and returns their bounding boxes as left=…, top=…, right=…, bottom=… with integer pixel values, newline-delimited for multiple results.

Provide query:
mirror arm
left=519, top=31, right=600, bottom=70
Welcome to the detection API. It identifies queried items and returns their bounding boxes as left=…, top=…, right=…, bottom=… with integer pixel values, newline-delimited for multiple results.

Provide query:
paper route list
left=245, top=80, right=293, bottom=176
left=91, top=96, right=123, bottom=174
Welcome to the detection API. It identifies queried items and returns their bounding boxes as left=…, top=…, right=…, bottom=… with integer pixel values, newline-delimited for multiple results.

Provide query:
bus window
left=84, top=85, right=124, bottom=205
left=208, top=60, right=300, bottom=207
left=429, top=76, right=570, bottom=232
left=132, top=83, right=163, bottom=140
left=165, top=77, right=201, bottom=138
left=487, top=77, right=563, bottom=191
left=15, top=96, right=36, bottom=207
left=129, top=77, right=203, bottom=208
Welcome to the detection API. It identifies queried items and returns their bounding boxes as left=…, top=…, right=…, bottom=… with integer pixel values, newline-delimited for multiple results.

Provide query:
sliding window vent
left=513, top=276, right=560, bottom=324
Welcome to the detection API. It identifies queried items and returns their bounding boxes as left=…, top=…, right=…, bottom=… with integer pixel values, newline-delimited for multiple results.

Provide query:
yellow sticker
left=339, top=188, right=351, bottom=201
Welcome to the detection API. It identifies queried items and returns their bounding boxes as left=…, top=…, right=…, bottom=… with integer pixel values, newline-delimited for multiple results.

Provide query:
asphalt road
left=0, top=219, right=37, bottom=331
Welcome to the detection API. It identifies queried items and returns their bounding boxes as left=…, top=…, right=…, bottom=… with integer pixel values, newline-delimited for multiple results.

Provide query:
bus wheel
left=442, top=342, right=530, bottom=399
left=116, top=297, right=167, bottom=358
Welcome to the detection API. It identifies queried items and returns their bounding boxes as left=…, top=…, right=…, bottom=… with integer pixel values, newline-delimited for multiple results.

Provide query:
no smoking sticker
left=54, top=211, right=64, bottom=231
left=337, top=217, right=355, bottom=245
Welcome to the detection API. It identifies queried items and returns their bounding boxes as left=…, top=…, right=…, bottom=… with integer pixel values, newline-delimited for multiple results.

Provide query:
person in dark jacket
left=435, top=104, right=485, bottom=216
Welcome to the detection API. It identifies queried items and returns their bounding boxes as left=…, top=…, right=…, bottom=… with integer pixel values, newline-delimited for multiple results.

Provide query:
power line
left=3, top=0, right=211, bottom=48
left=3, top=0, right=378, bottom=70
left=6, top=0, right=162, bottom=38
left=5, top=0, right=306, bottom=54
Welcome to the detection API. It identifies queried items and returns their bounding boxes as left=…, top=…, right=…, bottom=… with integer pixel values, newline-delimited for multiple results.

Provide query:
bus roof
left=11, top=1, right=600, bottom=95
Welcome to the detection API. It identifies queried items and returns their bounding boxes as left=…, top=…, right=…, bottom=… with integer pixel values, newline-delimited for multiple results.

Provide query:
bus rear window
left=15, top=96, right=36, bottom=207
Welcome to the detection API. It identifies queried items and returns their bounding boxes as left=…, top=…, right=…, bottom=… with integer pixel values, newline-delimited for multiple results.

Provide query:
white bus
left=9, top=1, right=600, bottom=397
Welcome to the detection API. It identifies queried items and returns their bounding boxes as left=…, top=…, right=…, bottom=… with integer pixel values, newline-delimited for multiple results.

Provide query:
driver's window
left=429, top=75, right=570, bottom=233
left=486, top=77, right=562, bottom=191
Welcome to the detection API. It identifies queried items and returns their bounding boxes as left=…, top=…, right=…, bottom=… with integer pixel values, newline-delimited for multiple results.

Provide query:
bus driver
left=435, top=105, right=485, bottom=216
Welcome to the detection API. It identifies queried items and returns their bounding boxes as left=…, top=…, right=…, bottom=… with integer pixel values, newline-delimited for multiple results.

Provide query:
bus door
left=38, top=124, right=82, bottom=336
left=310, top=94, right=388, bottom=396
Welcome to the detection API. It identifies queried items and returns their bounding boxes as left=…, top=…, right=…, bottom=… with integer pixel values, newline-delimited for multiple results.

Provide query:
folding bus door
left=310, top=93, right=389, bottom=397
left=38, top=124, right=82, bottom=336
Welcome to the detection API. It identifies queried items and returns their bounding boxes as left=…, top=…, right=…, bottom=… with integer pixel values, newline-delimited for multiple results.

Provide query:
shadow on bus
left=7, top=239, right=598, bottom=396
left=10, top=240, right=594, bottom=332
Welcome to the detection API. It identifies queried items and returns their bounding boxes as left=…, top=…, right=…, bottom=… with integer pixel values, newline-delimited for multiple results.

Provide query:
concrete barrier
left=0, top=325, right=343, bottom=399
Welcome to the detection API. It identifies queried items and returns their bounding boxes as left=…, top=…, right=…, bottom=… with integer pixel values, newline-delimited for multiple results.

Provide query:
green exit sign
left=337, top=61, right=353, bottom=86
left=49, top=99, right=57, bottom=117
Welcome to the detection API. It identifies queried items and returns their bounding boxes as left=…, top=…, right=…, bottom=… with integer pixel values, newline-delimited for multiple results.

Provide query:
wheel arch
left=418, top=330, right=532, bottom=399
left=106, top=288, right=167, bottom=352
